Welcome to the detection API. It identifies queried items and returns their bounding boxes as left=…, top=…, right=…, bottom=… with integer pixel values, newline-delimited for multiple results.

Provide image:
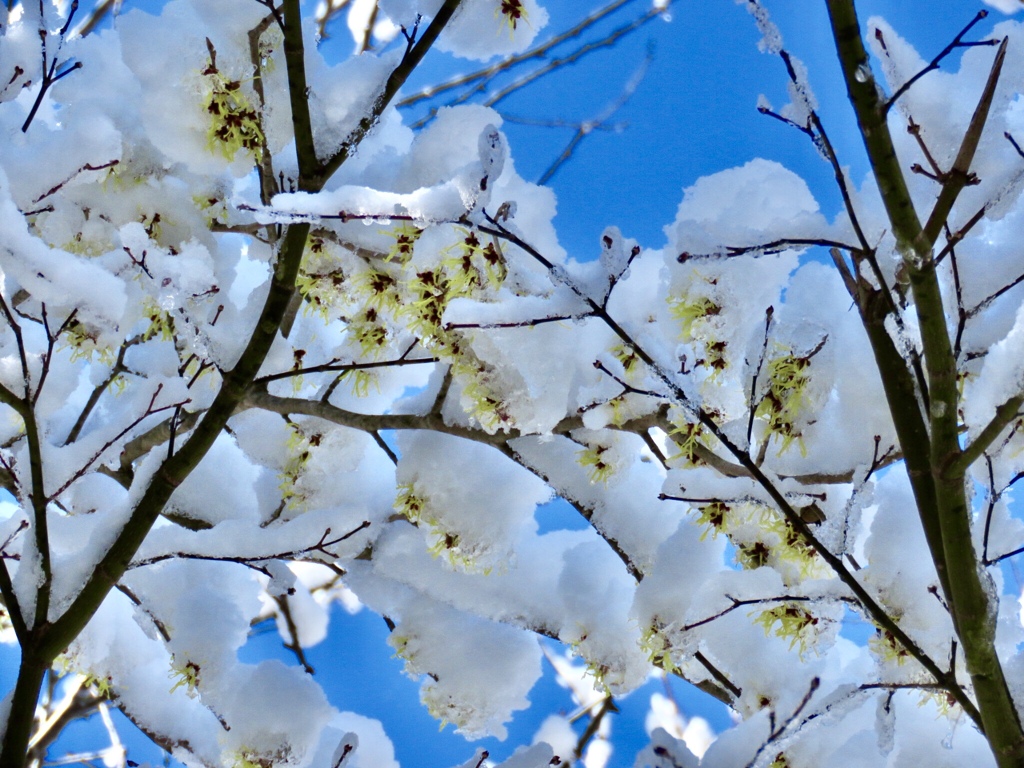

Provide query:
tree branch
left=920, top=38, right=1007, bottom=250
left=955, top=395, right=1024, bottom=476
left=827, top=0, right=1023, bottom=759
left=397, top=0, right=642, bottom=108
left=0, top=524, right=27, bottom=645
left=480, top=214, right=978, bottom=726
left=35, top=0, right=463, bottom=686
left=316, top=0, right=466, bottom=187
left=882, top=10, right=994, bottom=115
left=253, top=353, right=436, bottom=386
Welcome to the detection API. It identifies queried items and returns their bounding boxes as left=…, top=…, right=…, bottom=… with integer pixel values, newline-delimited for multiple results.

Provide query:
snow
left=665, top=158, right=830, bottom=256
left=985, top=0, right=1024, bottom=13
left=438, top=0, right=549, bottom=62
left=0, top=1, right=1023, bottom=766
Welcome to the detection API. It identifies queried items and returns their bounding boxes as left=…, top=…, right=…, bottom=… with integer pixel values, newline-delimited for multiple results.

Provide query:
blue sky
left=387, top=0, right=1002, bottom=256
left=23, top=1, right=1012, bottom=766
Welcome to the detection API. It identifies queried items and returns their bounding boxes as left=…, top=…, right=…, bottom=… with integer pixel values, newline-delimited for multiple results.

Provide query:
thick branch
left=0, top=551, right=26, bottom=645
left=0, top=2, right=466, bottom=765
left=40, top=220, right=308, bottom=662
left=827, top=1, right=1024, bottom=761
left=19, top=400, right=48, bottom=629
left=245, top=388, right=510, bottom=448
left=282, top=0, right=318, bottom=187
left=0, top=653, right=47, bottom=768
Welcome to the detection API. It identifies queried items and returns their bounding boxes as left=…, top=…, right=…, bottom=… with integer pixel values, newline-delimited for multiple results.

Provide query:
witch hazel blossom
left=0, top=0, right=1022, bottom=766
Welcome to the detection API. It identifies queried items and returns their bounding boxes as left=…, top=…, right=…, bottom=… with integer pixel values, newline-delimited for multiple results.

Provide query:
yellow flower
left=201, top=49, right=264, bottom=161
left=756, top=349, right=813, bottom=456
left=753, top=603, right=820, bottom=655
left=382, top=223, right=423, bottom=263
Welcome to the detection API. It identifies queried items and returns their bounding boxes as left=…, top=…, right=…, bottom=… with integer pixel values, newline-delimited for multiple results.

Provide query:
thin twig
left=130, top=521, right=371, bottom=570
left=747, top=306, right=773, bottom=450
left=275, top=594, right=315, bottom=674
left=64, top=339, right=133, bottom=445
left=744, top=677, right=820, bottom=768
left=397, top=0, right=644, bottom=108
left=882, top=11, right=994, bottom=115
left=693, top=650, right=742, bottom=700
left=255, top=352, right=435, bottom=386
left=73, top=0, right=119, bottom=37
left=23, top=0, right=83, bottom=133
left=574, top=695, right=616, bottom=760
left=680, top=237, right=862, bottom=262
left=534, top=44, right=652, bottom=185
left=49, top=386, right=188, bottom=502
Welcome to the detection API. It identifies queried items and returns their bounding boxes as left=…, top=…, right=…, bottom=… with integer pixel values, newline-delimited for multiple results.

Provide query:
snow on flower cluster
left=0, top=1, right=1024, bottom=767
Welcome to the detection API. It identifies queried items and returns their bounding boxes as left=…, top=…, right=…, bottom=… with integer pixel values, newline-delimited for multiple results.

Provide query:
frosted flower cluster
left=0, top=1, right=1023, bottom=767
